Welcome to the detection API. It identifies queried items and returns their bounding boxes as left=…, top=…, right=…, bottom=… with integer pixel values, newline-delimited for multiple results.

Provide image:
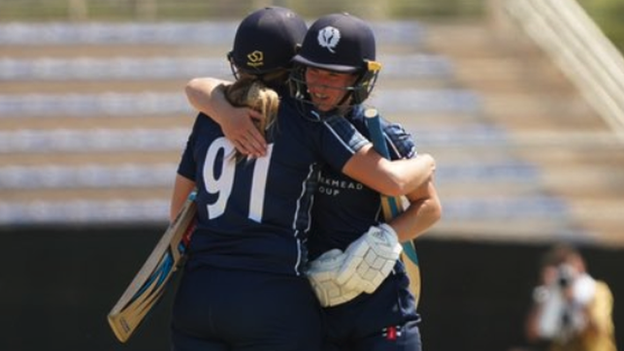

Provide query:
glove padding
left=306, top=249, right=362, bottom=307
left=336, top=223, right=402, bottom=294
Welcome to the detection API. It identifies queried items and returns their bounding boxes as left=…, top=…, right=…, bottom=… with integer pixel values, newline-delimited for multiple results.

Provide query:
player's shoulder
left=276, top=96, right=320, bottom=127
left=190, top=113, right=225, bottom=139
left=367, top=114, right=416, bottom=159
left=193, top=112, right=221, bottom=128
left=350, top=105, right=409, bottom=138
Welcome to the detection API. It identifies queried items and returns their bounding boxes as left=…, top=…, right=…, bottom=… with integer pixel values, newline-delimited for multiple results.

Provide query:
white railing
left=504, top=0, right=624, bottom=141
left=0, top=161, right=538, bottom=190
left=0, top=195, right=569, bottom=226
left=0, top=54, right=451, bottom=81
left=0, top=89, right=480, bottom=118
left=0, top=124, right=504, bottom=155
left=0, top=21, right=425, bottom=45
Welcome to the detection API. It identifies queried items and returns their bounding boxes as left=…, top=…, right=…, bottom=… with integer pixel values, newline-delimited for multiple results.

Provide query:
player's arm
left=341, top=148, right=435, bottom=197
left=325, top=166, right=440, bottom=299
left=185, top=77, right=267, bottom=157
left=388, top=179, right=442, bottom=243
left=170, top=174, right=195, bottom=222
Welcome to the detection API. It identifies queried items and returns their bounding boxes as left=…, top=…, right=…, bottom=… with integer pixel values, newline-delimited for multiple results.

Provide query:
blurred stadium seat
left=1, top=17, right=622, bottom=246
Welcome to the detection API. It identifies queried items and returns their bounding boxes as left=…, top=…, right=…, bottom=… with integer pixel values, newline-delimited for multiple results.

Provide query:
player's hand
left=220, top=107, right=267, bottom=157
left=306, top=249, right=362, bottom=307
left=336, top=223, right=402, bottom=294
left=417, top=153, right=436, bottom=175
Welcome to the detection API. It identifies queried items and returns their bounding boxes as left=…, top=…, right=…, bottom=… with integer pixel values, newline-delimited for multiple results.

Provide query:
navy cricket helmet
left=291, top=13, right=381, bottom=105
left=228, top=7, right=307, bottom=77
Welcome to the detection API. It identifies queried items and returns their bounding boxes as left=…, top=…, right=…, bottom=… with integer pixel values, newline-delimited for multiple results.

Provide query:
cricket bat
left=364, top=108, right=421, bottom=307
left=107, top=188, right=197, bottom=343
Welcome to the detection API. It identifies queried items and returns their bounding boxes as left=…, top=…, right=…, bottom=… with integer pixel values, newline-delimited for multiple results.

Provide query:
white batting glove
left=306, top=249, right=362, bottom=307
left=336, top=223, right=402, bottom=294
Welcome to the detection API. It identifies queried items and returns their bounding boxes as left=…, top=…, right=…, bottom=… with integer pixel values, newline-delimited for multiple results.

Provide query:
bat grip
left=364, top=108, right=391, bottom=158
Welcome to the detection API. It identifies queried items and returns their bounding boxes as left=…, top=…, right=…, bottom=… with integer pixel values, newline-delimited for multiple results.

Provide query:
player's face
left=305, top=67, right=358, bottom=112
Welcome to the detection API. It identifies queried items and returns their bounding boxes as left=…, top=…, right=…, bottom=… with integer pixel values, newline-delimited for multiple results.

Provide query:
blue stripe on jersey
left=292, top=163, right=319, bottom=232
left=292, top=163, right=320, bottom=273
left=324, top=115, right=370, bottom=153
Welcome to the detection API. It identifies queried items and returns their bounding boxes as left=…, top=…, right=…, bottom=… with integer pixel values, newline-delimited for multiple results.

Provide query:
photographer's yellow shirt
left=550, top=280, right=617, bottom=351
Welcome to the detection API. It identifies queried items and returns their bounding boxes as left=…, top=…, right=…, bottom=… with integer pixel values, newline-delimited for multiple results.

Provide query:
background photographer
left=524, top=243, right=617, bottom=351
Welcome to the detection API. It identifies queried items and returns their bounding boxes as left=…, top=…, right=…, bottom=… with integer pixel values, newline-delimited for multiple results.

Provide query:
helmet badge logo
left=246, top=50, right=264, bottom=68
left=317, top=26, right=340, bottom=54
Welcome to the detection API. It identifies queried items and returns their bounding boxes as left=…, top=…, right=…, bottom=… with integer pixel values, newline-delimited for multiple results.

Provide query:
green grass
left=0, top=0, right=621, bottom=53
left=0, top=0, right=484, bottom=22
left=578, top=0, right=624, bottom=52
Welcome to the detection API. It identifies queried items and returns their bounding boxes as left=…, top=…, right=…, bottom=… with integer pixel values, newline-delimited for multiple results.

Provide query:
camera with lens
left=534, top=263, right=597, bottom=340
left=556, top=264, right=576, bottom=288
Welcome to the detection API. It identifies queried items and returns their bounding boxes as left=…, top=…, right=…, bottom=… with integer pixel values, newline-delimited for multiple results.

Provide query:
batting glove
left=336, top=223, right=402, bottom=294
left=306, top=249, right=362, bottom=307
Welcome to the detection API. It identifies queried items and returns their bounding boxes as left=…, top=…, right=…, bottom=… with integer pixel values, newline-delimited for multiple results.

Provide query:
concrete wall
left=1, top=226, right=621, bottom=351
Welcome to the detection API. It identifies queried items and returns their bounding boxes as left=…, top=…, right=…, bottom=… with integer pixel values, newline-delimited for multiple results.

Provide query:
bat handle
left=364, top=108, right=391, bottom=158
left=364, top=107, right=379, bottom=119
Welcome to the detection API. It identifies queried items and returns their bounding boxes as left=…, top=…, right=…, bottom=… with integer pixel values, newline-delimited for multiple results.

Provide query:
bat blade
left=107, top=189, right=197, bottom=343
left=365, top=108, right=422, bottom=307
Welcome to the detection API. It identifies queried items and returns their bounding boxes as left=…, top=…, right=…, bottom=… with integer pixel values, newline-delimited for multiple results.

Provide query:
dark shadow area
left=0, top=226, right=621, bottom=351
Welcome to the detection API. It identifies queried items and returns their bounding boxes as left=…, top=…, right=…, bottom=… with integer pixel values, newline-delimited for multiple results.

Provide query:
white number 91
left=202, top=137, right=272, bottom=222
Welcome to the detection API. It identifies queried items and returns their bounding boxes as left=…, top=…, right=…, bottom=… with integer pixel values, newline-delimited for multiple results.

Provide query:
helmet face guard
left=351, top=60, right=381, bottom=104
left=289, top=59, right=381, bottom=114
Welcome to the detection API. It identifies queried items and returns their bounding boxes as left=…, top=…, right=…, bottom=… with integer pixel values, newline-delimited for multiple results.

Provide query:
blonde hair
left=224, top=78, right=280, bottom=161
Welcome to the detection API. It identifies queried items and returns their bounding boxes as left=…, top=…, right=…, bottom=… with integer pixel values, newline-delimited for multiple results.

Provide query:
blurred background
left=0, top=0, right=623, bottom=350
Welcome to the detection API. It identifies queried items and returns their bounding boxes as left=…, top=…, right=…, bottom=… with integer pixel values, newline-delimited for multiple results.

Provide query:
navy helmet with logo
left=228, top=6, right=307, bottom=79
left=291, top=13, right=381, bottom=105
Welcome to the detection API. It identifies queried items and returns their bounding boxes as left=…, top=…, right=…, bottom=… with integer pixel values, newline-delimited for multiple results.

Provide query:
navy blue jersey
left=177, top=96, right=368, bottom=276
left=308, top=105, right=417, bottom=259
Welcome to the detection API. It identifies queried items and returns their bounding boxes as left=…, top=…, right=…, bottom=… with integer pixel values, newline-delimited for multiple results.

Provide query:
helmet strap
left=226, top=51, right=240, bottom=80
